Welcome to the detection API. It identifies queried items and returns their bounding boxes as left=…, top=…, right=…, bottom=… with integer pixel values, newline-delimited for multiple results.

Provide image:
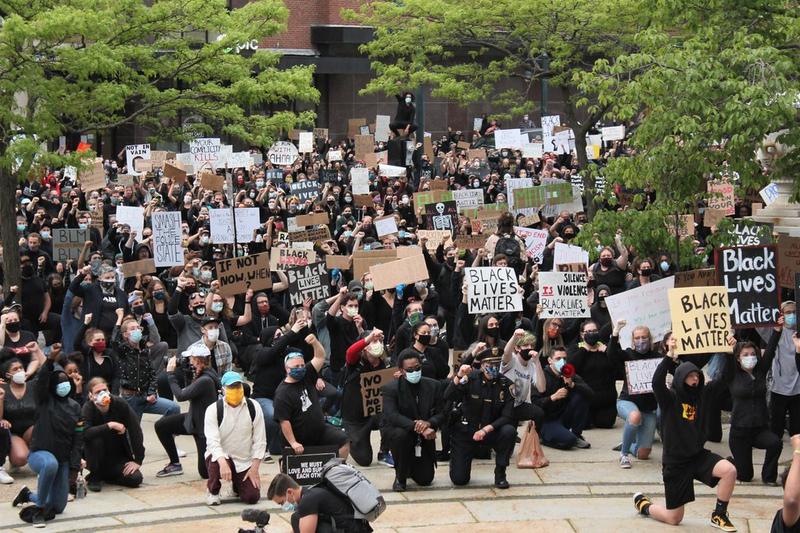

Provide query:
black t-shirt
left=4, top=330, right=38, bottom=368
left=772, top=509, right=800, bottom=533
left=20, top=276, right=47, bottom=321
left=273, top=363, right=325, bottom=443
left=296, top=486, right=359, bottom=531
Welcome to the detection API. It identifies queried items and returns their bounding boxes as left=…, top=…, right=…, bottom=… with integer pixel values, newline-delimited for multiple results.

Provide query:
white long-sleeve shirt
left=204, top=399, right=266, bottom=473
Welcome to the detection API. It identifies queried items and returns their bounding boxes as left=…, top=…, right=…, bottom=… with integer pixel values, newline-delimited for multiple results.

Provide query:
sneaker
left=619, top=455, right=632, bottom=469
left=206, top=491, right=221, bottom=506
left=633, top=492, right=651, bottom=516
left=263, top=452, right=274, bottom=464
left=574, top=437, right=591, bottom=449
left=612, top=443, right=622, bottom=452
left=377, top=451, right=395, bottom=468
left=12, top=486, right=31, bottom=507
left=0, top=467, right=14, bottom=484
left=155, top=463, right=183, bottom=478
left=177, top=448, right=187, bottom=458
left=392, top=478, right=406, bottom=492
left=88, top=479, right=103, bottom=492
left=32, top=507, right=46, bottom=528
left=711, top=512, right=737, bottom=532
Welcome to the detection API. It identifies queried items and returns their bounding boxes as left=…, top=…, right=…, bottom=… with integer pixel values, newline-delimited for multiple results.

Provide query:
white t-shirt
left=501, top=354, right=536, bottom=406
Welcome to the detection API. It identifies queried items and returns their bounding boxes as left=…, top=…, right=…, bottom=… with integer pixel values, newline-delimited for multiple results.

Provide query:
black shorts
left=302, top=423, right=348, bottom=448
left=663, top=449, right=725, bottom=510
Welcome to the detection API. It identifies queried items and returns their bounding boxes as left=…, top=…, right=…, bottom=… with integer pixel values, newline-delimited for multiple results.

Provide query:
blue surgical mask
left=786, top=313, right=797, bottom=328
left=660, top=261, right=670, bottom=272
left=288, top=367, right=307, bottom=381
left=282, top=502, right=296, bottom=512
left=484, top=366, right=499, bottom=380
left=211, top=302, right=224, bottom=313
left=129, top=329, right=143, bottom=343
left=56, top=381, right=71, bottom=397
left=554, top=358, right=566, bottom=373
left=78, top=223, right=88, bottom=230
left=405, top=370, right=422, bottom=384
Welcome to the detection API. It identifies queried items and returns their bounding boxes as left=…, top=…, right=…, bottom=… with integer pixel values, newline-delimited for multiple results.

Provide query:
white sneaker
left=0, top=466, right=14, bottom=484
left=177, top=448, right=187, bottom=458
left=619, top=455, right=632, bottom=469
left=206, top=490, right=221, bottom=506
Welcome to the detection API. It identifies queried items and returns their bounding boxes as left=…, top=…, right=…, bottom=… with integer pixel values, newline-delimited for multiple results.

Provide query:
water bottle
left=75, top=473, right=87, bottom=499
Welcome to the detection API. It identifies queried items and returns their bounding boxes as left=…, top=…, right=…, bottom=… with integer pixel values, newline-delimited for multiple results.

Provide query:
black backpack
left=495, top=234, right=523, bottom=272
left=215, top=398, right=256, bottom=426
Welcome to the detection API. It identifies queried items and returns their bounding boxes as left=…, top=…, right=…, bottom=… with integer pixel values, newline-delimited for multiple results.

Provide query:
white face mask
left=11, top=370, right=26, bottom=384
left=740, top=355, right=758, bottom=370
left=405, top=97, right=412, bottom=104
left=206, top=328, right=220, bottom=342
left=367, top=342, right=383, bottom=356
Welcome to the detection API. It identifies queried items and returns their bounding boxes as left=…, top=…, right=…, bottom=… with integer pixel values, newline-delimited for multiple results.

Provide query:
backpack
left=320, top=458, right=386, bottom=522
left=495, top=234, right=522, bottom=272
left=216, top=398, right=256, bottom=426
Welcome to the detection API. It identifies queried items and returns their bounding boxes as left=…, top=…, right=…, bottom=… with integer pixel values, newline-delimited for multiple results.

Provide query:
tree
left=0, top=0, right=319, bottom=293
left=344, top=0, right=647, bottom=213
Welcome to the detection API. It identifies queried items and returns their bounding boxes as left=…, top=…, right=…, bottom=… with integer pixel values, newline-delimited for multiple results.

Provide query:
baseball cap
left=220, top=371, right=244, bottom=387
left=182, top=344, right=211, bottom=358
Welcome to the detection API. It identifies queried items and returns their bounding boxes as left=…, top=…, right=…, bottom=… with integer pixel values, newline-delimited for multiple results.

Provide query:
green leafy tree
left=344, top=0, right=647, bottom=210
left=0, top=0, right=318, bottom=292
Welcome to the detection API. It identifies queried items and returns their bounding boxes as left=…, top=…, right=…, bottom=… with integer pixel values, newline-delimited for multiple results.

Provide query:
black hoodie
left=30, top=360, right=83, bottom=469
left=653, top=357, right=705, bottom=465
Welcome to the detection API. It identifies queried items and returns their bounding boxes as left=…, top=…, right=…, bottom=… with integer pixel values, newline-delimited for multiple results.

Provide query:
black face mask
left=5, top=322, right=21, bottom=333
left=684, top=383, right=700, bottom=402
left=519, top=348, right=533, bottom=361
left=485, top=327, right=500, bottom=338
left=640, top=268, right=652, bottom=277
left=417, top=334, right=431, bottom=345
left=101, top=280, right=115, bottom=291
left=21, top=265, right=34, bottom=278
left=583, top=331, right=601, bottom=346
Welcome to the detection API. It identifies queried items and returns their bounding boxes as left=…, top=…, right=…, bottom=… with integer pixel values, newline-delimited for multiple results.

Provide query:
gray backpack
left=321, top=458, right=386, bottom=522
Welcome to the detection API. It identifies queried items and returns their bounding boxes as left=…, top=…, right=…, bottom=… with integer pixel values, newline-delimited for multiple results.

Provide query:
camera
left=238, top=508, right=270, bottom=533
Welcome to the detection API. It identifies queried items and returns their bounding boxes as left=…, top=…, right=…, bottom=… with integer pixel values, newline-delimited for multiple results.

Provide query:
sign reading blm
left=715, top=245, right=780, bottom=328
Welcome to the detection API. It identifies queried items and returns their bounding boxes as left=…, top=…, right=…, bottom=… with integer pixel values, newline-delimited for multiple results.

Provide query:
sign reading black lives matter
left=538, top=271, right=590, bottom=318
left=281, top=446, right=338, bottom=486
left=290, top=180, right=321, bottom=204
left=464, top=267, right=522, bottom=314
left=715, top=245, right=780, bottom=328
left=286, top=262, right=330, bottom=307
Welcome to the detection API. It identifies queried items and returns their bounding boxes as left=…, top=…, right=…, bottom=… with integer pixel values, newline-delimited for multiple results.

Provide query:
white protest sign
left=189, top=138, right=221, bottom=171
left=375, top=216, right=398, bottom=237
left=553, top=242, right=589, bottom=270
left=514, top=227, right=548, bottom=264
left=522, top=143, right=544, bottom=158
left=235, top=207, right=262, bottom=243
left=588, top=133, right=603, bottom=146
left=539, top=271, right=590, bottom=318
left=554, top=130, right=572, bottom=154
left=494, top=128, right=524, bottom=150
left=379, top=164, right=406, bottom=177
left=210, top=209, right=235, bottom=244
left=606, top=276, right=675, bottom=349
left=125, top=144, right=150, bottom=175
left=601, top=125, right=626, bottom=142
left=625, top=359, right=662, bottom=395
left=473, top=117, right=483, bottom=132
left=375, top=115, right=391, bottom=143
left=327, top=149, right=342, bottom=162
left=298, top=132, right=314, bottom=153
left=63, top=166, right=77, bottom=180
left=268, top=141, right=299, bottom=166
left=115, top=206, right=144, bottom=237
left=464, top=267, right=522, bottom=314
left=453, top=189, right=484, bottom=211
left=541, top=115, right=561, bottom=138
left=350, top=167, right=370, bottom=195
left=215, top=145, right=233, bottom=169
left=225, top=151, right=252, bottom=169
left=152, top=211, right=184, bottom=267
left=760, top=182, right=779, bottom=206
left=175, top=153, right=195, bottom=175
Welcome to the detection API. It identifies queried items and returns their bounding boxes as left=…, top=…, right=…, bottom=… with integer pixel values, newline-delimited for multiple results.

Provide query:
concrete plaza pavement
left=0, top=412, right=789, bottom=532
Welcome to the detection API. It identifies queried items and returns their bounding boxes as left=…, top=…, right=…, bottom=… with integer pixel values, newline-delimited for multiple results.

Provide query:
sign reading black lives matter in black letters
left=716, top=245, right=780, bottom=328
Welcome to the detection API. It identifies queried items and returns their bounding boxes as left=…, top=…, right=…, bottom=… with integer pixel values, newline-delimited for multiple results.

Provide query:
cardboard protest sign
left=268, top=141, right=299, bottom=166
left=125, top=144, right=150, bottom=174
left=553, top=243, right=589, bottom=270
left=514, top=227, right=548, bottom=264
left=456, top=141, right=471, bottom=151
left=313, top=128, right=328, bottom=140
left=413, top=190, right=453, bottom=214
left=450, top=350, right=465, bottom=372
left=152, top=211, right=184, bottom=267
left=538, top=271, right=590, bottom=318
left=298, top=132, right=314, bottom=153
left=163, top=162, right=187, bottom=183
left=464, top=267, right=522, bottom=314
left=675, top=268, right=717, bottom=288
left=288, top=226, right=331, bottom=244
left=281, top=446, right=339, bottom=487
left=417, top=229, right=451, bottom=251
left=117, top=174, right=136, bottom=187
left=517, top=213, right=540, bottom=227
left=707, top=181, right=735, bottom=216
left=624, top=359, right=662, bottom=395
left=454, top=233, right=488, bottom=250
left=666, top=214, right=695, bottom=238
left=361, top=368, right=398, bottom=417
left=286, top=262, right=329, bottom=307
left=175, top=152, right=195, bottom=174
left=429, top=179, right=448, bottom=191
left=115, top=206, right=144, bottom=236
left=189, top=138, right=221, bottom=170
left=669, top=286, right=733, bottom=355
left=80, top=161, right=107, bottom=191
left=149, top=150, right=174, bottom=168
left=423, top=134, right=434, bottom=160
left=120, top=258, right=156, bottom=278
left=779, top=236, right=800, bottom=288
left=325, top=254, right=351, bottom=270
left=270, top=248, right=317, bottom=271
left=347, top=118, right=367, bottom=139
left=355, top=134, right=374, bottom=161
left=467, top=148, right=487, bottom=161
left=52, top=228, right=90, bottom=262
left=200, top=172, right=224, bottom=191
left=369, top=254, right=428, bottom=291
left=216, top=252, right=272, bottom=296
left=703, top=208, right=727, bottom=229
left=374, top=216, right=398, bottom=237
left=716, top=245, right=780, bottom=327
left=353, top=194, right=374, bottom=208
left=290, top=180, right=320, bottom=204
left=352, top=246, right=421, bottom=279
left=556, top=263, right=588, bottom=273
left=295, top=212, right=329, bottom=227
left=506, top=177, right=535, bottom=216
left=134, top=159, right=153, bottom=173
left=606, top=276, right=675, bottom=349
left=90, top=210, right=104, bottom=235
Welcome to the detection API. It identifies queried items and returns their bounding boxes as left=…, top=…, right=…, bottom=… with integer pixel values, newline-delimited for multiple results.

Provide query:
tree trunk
left=561, top=86, right=597, bottom=220
left=0, top=157, right=21, bottom=299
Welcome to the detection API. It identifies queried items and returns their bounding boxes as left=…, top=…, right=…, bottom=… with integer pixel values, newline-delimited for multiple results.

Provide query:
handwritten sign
left=625, top=359, right=662, bottom=395
left=288, top=226, right=331, bottom=244
left=708, top=181, right=735, bottom=216
left=216, top=252, right=272, bottom=297
left=778, top=236, right=800, bottom=288
left=538, top=271, right=590, bottom=318
left=125, top=144, right=150, bottom=175
left=53, top=229, right=90, bottom=262
left=669, top=286, right=733, bottom=355
left=189, top=138, right=221, bottom=170
left=675, top=268, right=717, bottom=288
left=369, top=254, right=428, bottom=292
left=270, top=248, right=316, bottom=271
left=716, top=245, right=780, bottom=327
left=152, top=211, right=184, bottom=267
left=514, top=227, right=548, bottom=264
left=268, top=141, right=299, bottom=166
left=286, top=262, right=329, bottom=307
left=361, top=368, right=398, bottom=417
left=606, top=277, right=675, bottom=349
left=464, top=267, right=522, bottom=314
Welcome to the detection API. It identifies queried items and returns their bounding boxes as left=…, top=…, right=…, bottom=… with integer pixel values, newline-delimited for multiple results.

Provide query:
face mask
left=94, top=390, right=111, bottom=407
left=346, top=306, right=358, bottom=317
left=554, top=358, right=566, bottom=373
left=405, top=369, right=422, bottom=384
left=367, top=342, right=384, bottom=356
left=211, top=302, right=224, bottom=313
left=206, top=328, right=220, bottom=342
left=660, top=261, right=670, bottom=272
left=200, top=236, right=210, bottom=245
left=40, top=231, right=51, bottom=240
left=11, top=370, right=26, bottom=384
left=56, top=381, right=71, bottom=397
left=600, top=257, right=613, bottom=267
left=786, top=313, right=797, bottom=328
left=21, top=264, right=34, bottom=277
left=405, top=96, right=412, bottom=104
left=484, top=365, right=499, bottom=380
left=288, top=366, right=307, bottom=381
left=429, top=326, right=440, bottom=339
left=193, top=306, right=206, bottom=316
left=485, top=326, right=499, bottom=338
left=408, top=312, right=423, bottom=326
left=519, top=349, right=533, bottom=361
left=200, top=271, right=213, bottom=282
left=634, top=339, right=649, bottom=354
left=344, top=196, right=352, bottom=202
left=417, top=334, right=431, bottom=345
left=282, top=501, right=296, bottom=512
left=364, top=281, right=374, bottom=291
left=93, top=340, right=107, bottom=352
left=256, top=180, right=265, bottom=188
left=101, top=280, right=115, bottom=291
left=133, top=305, right=145, bottom=316
left=583, top=332, right=600, bottom=346
left=563, top=233, right=574, bottom=240
left=740, top=355, right=757, bottom=370
left=17, top=224, right=26, bottom=232
left=640, top=268, right=652, bottom=277
left=547, top=326, right=559, bottom=339
left=414, top=281, right=427, bottom=291
left=225, top=387, right=244, bottom=406
left=129, top=329, right=143, bottom=343
left=153, top=291, right=165, bottom=300
left=5, top=322, right=21, bottom=333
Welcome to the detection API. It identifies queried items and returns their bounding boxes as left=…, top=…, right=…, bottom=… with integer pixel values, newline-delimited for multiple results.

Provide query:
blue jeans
left=28, top=450, right=69, bottom=514
left=617, top=399, right=658, bottom=456
left=254, top=398, right=283, bottom=455
left=540, top=393, right=591, bottom=449
left=123, top=393, right=180, bottom=420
